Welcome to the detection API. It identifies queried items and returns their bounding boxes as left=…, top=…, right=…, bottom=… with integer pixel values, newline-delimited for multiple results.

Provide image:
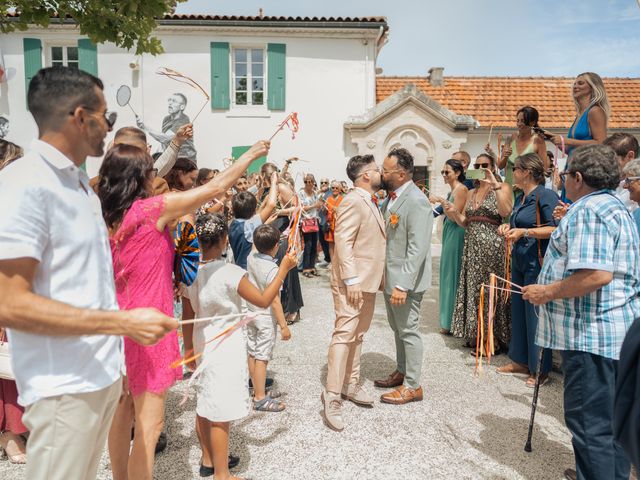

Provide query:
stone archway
left=383, top=125, right=435, bottom=188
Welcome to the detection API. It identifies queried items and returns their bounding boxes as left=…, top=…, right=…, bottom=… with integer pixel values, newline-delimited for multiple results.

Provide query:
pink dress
left=110, top=196, right=182, bottom=396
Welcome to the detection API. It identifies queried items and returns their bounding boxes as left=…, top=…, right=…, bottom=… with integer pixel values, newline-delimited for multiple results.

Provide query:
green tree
left=0, top=1, right=186, bottom=55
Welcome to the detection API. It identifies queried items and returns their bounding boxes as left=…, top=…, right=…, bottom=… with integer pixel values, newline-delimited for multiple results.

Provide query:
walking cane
left=524, top=346, right=545, bottom=452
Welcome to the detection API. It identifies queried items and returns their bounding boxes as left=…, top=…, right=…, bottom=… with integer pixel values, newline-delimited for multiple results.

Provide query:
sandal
left=526, top=374, right=549, bottom=388
left=0, top=432, right=27, bottom=464
left=266, top=389, right=282, bottom=399
left=253, top=395, right=285, bottom=412
left=439, top=328, right=451, bottom=336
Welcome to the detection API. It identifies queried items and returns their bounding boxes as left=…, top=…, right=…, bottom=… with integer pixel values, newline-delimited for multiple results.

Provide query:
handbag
left=300, top=217, right=319, bottom=233
left=0, top=330, right=14, bottom=380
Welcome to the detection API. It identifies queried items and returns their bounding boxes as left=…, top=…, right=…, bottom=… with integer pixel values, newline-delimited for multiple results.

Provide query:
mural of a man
left=137, top=93, right=197, bottom=162
left=0, top=116, right=9, bottom=139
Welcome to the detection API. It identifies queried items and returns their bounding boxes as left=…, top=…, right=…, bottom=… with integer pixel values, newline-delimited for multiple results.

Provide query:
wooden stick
left=179, top=313, right=247, bottom=326
left=488, top=124, right=494, bottom=144
left=191, top=98, right=209, bottom=123
left=490, top=273, right=523, bottom=290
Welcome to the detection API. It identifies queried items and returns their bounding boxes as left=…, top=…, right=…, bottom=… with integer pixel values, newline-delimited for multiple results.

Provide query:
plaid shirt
left=535, top=190, right=640, bottom=360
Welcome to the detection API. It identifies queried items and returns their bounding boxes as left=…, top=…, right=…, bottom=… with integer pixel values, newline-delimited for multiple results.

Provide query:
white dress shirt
left=0, top=140, right=123, bottom=406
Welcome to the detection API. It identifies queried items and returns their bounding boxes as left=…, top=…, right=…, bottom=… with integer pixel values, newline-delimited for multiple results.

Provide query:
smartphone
left=466, top=169, right=486, bottom=180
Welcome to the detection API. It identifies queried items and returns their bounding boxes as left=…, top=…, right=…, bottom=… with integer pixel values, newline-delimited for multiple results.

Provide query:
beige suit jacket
left=331, top=187, right=386, bottom=293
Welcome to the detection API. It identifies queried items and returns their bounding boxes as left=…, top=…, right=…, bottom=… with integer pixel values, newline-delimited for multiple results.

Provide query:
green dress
left=439, top=193, right=466, bottom=331
left=504, top=137, right=535, bottom=187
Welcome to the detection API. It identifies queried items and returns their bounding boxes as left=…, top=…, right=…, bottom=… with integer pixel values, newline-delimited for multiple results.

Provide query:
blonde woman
left=551, top=72, right=609, bottom=153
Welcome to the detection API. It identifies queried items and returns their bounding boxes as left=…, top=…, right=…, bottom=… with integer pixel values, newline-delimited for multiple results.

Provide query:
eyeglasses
left=321, top=181, right=329, bottom=184
left=70, top=106, right=118, bottom=128
left=623, top=176, right=640, bottom=187
left=357, top=167, right=380, bottom=177
left=474, top=163, right=490, bottom=169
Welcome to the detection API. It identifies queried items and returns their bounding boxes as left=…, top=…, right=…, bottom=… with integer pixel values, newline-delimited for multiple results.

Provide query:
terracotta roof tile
left=376, top=76, right=640, bottom=129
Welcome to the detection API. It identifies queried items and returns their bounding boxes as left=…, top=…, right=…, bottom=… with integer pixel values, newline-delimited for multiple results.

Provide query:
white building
left=0, top=14, right=388, bottom=179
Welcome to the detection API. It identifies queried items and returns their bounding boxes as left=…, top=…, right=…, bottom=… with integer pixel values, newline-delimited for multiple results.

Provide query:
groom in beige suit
left=322, top=154, right=385, bottom=432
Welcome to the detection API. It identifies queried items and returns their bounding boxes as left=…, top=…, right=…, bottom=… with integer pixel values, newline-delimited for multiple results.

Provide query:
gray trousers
left=384, top=291, right=425, bottom=389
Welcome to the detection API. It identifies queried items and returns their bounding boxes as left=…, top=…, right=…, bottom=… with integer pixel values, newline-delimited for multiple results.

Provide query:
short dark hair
left=568, top=144, right=620, bottom=190
left=28, top=66, right=104, bottom=131
left=232, top=191, right=257, bottom=219
left=197, top=168, right=213, bottom=186
left=517, top=106, right=540, bottom=128
left=253, top=224, right=280, bottom=253
left=164, top=157, right=197, bottom=190
left=346, top=154, right=376, bottom=182
left=603, top=133, right=639, bottom=159
left=196, top=213, right=228, bottom=250
left=98, top=144, right=153, bottom=229
left=445, top=159, right=466, bottom=182
left=388, top=148, right=414, bottom=174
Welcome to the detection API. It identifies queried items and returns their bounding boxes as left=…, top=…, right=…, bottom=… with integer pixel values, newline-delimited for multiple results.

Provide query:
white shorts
left=247, top=315, right=277, bottom=361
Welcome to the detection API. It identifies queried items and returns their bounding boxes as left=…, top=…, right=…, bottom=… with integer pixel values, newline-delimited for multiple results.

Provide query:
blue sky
left=175, top=0, right=640, bottom=77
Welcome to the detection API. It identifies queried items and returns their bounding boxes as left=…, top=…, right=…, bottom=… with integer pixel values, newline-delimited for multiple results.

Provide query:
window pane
left=234, top=49, right=247, bottom=62
left=52, top=60, right=64, bottom=67
left=252, top=63, right=263, bottom=77
left=235, top=92, right=247, bottom=105
left=235, top=77, right=247, bottom=91
left=235, top=63, right=247, bottom=77
left=67, top=47, right=78, bottom=62
left=252, top=78, right=263, bottom=92
left=252, top=92, right=264, bottom=105
left=67, top=61, right=79, bottom=69
left=251, top=49, right=263, bottom=63
left=52, top=47, right=63, bottom=61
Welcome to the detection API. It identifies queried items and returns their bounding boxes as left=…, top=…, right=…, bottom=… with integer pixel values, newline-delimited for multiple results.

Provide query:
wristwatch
left=524, top=229, right=530, bottom=238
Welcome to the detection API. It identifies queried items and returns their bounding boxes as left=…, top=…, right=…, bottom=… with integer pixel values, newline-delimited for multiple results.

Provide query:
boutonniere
left=389, top=213, right=400, bottom=228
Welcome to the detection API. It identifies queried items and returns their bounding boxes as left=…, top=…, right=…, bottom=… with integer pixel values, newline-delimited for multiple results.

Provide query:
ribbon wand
left=269, top=112, right=300, bottom=141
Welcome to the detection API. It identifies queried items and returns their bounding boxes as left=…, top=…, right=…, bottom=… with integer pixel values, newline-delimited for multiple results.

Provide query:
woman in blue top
left=497, top=153, right=558, bottom=387
left=552, top=72, right=609, bottom=204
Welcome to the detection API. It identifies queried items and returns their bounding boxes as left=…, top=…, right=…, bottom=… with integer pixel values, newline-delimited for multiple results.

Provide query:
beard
left=380, top=176, right=392, bottom=191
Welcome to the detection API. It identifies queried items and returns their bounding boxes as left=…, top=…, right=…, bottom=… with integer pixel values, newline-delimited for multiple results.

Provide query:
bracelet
left=492, top=185, right=501, bottom=191
left=169, top=141, right=179, bottom=151
left=277, top=275, right=286, bottom=284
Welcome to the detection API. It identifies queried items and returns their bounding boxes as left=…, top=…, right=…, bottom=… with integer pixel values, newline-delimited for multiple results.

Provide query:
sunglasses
left=321, top=181, right=329, bottom=184
left=304, top=180, right=314, bottom=184
left=70, top=106, right=118, bottom=128
left=440, top=170, right=451, bottom=175
left=474, top=163, right=490, bottom=169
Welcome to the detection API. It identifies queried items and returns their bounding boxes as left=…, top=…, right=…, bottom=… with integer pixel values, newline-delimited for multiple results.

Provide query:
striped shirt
left=535, top=190, right=640, bottom=360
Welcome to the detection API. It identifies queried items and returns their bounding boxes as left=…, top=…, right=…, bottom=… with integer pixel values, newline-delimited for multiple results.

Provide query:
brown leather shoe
left=373, top=370, right=404, bottom=388
left=380, top=385, right=423, bottom=405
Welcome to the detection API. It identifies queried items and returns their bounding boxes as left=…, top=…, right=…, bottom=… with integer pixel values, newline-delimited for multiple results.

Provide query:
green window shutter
left=78, top=39, right=98, bottom=76
left=23, top=38, right=43, bottom=104
left=267, top=43, right=286, bottom=111
left=231, top=145, right=267, bottom=175
left=210, top=42, right=230, bottom=110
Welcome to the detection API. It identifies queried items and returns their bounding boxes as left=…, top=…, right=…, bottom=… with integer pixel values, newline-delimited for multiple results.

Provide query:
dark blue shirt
left=510, top=185, right=559, bottom=259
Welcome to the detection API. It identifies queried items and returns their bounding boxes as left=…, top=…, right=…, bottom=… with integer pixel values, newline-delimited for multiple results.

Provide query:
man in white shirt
left=0, top=66, right=176, bottom=480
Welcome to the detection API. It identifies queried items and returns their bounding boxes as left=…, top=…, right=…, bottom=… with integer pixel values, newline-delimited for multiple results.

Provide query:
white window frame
left=45, top=42, right=79, bottom=69
left=231, top=45, right=267, bottom=109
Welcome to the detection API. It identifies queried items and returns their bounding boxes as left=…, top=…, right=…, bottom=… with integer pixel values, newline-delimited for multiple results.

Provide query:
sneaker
left=321, top=390, right=344, bottom=432
left=341, top=382, right=374, bottom=407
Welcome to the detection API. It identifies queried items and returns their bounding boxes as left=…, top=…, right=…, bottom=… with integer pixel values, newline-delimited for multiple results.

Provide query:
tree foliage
left=0, top=1, right=186, bottom=55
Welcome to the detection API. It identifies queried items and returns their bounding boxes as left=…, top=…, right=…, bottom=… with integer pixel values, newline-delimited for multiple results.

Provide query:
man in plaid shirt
left=523, top=144, right=640, bottom=480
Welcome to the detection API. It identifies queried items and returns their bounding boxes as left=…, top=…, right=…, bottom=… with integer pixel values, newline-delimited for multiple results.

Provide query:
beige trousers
left=326, top=283, right=376, bottom=394
left=23, top=378, right=122, bottom=480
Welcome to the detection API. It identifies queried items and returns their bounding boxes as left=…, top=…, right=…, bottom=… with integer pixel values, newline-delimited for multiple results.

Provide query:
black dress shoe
left=154, top=431, right=167, bottom=455
left=199, top=454, right=241, bottom=477
left=249, top=377, right=274, bottom=388
left=564, top=468, right=577, bottom=480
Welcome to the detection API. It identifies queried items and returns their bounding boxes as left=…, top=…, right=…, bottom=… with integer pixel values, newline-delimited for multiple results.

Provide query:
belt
left=468, top=216, right=500, bottom=226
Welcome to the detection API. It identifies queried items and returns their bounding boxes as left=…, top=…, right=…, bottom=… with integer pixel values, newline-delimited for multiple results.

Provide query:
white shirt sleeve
left=0, top=181, right=48, bottom=262
left=243, top=214, right=263, bottom=243
left=154, top=142, right=179, bottom=178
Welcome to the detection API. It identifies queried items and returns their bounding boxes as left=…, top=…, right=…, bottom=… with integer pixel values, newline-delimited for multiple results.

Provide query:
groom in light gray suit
left=374, top=148, right=433, bottom=404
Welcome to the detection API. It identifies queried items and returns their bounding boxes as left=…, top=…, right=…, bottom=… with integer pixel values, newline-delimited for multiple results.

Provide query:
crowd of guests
left=0, top=65, right=640, bottom=480
left=432, top=72, right=640, bottom=480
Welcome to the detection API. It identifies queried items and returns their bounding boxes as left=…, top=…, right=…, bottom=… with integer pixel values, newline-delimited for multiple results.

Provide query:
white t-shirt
left=0, top=140, right=123, bottom=406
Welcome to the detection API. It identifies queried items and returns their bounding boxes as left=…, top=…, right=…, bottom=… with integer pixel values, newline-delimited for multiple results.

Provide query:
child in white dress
left=184, top=213, right=296, bottom=480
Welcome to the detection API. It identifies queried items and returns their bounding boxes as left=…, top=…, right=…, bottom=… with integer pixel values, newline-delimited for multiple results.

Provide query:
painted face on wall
left=168, top=95, right=186, bottom=115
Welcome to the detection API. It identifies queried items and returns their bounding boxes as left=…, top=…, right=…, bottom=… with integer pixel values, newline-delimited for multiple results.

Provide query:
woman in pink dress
left=97, top=141, right=269, bottom=480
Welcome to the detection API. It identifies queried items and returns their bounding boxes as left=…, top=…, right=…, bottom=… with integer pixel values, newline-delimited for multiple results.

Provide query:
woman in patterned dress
left=444, top=153, right=514, bottom=354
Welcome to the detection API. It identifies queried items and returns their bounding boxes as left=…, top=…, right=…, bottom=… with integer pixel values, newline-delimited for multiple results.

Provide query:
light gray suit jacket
left=381, top=181, right=433, bottom=294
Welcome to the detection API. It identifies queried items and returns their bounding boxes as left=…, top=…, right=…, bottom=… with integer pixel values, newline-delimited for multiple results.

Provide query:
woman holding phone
left=445, top=153, right=513, bottom=355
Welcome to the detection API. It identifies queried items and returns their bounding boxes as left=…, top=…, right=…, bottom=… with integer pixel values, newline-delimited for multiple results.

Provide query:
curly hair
left=388, top=148, right=414, bottom=174
left=568, top=144, right=620, bottom=190
left=196, top=213, right=228, bottom=250
left=98, top=144, right=153, bottom=229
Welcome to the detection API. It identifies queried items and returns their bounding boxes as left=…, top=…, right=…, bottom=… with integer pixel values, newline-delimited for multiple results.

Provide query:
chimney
left=258, top=8, right=264, bottom=18
left=428, top=67, right=444, bottom=86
